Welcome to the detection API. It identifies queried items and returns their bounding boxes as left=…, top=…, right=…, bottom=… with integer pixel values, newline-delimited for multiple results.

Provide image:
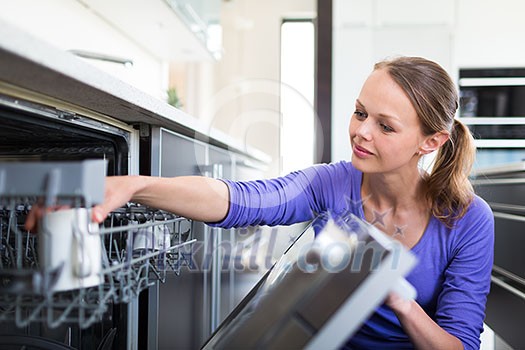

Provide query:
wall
left=332, top=0, right=525, bottom=162
left=179, top=0, right=316, bottom=177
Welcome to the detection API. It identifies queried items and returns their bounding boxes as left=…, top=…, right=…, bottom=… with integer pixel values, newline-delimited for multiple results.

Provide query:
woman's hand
left=385, top=292, right=463, bottom=349
left=91, top=176, right=139, bottom=223
left=24, top=176, right=139, bottom=231
left=385, top=291, right=414, bottom=317
left=92, top=175, right=229, bottom=224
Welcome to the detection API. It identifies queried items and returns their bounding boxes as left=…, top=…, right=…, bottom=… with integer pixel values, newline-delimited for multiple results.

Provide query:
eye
left=353, top=110, right=367, bottom=120
left=379, top=123, right=395, bottom=133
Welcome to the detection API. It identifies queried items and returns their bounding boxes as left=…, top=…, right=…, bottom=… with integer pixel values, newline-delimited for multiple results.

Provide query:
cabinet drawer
left=474, top=180, right=525, bottom=208
left=485, top=278, right=525, bottom=350
left=492, top=215, right=525, bottom=280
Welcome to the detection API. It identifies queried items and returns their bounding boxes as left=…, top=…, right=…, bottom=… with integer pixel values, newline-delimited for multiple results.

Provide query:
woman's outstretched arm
left=92, top=175, right=230, bottom=223
left=24, top=175, right=230, bottom=230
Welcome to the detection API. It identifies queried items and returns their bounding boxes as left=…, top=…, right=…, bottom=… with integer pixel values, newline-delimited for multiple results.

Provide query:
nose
left=352, top=117, right=373, bottom=141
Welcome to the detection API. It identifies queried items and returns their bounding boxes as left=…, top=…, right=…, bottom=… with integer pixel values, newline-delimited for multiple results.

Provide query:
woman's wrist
left=385, top=292, right=415, bottom=319
left=128, top=175, right=153, bottom=203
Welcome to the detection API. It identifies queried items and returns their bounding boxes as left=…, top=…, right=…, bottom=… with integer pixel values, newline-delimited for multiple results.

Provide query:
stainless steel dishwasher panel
left=207, top=145, right=235, bottom=332
left=151, top=127, right=210, bottom=350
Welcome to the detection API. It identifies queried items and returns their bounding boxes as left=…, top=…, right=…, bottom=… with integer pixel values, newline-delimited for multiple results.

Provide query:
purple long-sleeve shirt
left=210, top=161, right=494, bottom=349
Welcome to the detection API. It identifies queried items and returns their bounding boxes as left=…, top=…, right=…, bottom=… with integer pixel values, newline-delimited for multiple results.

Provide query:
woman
left=28, top=56, right=494, bottom=349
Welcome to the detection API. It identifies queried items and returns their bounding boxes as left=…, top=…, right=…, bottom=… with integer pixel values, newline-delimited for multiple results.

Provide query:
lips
left=353, top=144, right=374, bottom=158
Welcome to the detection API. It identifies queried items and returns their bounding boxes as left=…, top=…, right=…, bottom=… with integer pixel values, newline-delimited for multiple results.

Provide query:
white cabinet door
left=375, top=0, right=455, bottom=26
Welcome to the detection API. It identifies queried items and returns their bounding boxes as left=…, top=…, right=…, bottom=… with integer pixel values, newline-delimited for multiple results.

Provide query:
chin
left=350, top=157, right=369, bottom=171
left=351, top=157, right=382, bottom=174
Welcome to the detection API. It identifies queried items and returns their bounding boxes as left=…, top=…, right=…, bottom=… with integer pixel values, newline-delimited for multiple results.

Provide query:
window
left=280, top=19, right=315, bottom=174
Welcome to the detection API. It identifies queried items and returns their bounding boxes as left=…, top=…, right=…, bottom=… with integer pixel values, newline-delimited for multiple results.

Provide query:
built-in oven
left=0, top=92, right=195, bottom=349
left=459, top=68, right=525, bottom=169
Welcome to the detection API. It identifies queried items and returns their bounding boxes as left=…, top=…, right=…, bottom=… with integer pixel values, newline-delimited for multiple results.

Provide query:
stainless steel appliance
left=472, top=162, right=525, bottom=349
left=0, top=94, right=138, bottom=349
left=0, top=94, right=198, bottom=349
left=459, top=68, right=525, bottom=169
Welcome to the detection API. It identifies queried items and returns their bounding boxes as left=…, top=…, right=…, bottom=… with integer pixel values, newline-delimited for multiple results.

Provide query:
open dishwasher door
left=201, top=213, right=417, bottom=350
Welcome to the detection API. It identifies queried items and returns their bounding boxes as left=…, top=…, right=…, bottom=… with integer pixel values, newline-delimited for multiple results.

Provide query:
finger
left=24, top=205, right=43, bottom=233
left=91, top=205, right=109, bottom=223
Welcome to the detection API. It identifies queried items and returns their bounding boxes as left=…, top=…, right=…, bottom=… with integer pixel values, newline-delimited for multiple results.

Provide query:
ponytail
left=426, top=119, right=476, bottom=227
left=375, top=57, right=477, bottom=227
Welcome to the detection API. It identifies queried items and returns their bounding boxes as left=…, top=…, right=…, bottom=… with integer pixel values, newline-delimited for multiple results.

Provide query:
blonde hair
left=375, top=56, right=475, bottom=227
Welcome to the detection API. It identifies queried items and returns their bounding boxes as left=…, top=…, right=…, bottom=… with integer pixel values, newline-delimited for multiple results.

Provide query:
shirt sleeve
left=435, top=196, right=495, bottom=350
left=207, top=162, right=349, bottom=229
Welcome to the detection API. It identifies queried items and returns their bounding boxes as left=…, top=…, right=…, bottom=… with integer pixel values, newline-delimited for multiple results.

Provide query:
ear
left=419, top=131, right=449, bottom=155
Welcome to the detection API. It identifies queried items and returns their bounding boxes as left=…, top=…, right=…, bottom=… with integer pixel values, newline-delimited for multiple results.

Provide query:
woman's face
left=349, top=68, right=426, bottom=175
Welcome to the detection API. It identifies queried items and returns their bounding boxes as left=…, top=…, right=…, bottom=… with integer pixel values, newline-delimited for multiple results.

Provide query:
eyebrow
left=355, top=99, right=401, bottom=122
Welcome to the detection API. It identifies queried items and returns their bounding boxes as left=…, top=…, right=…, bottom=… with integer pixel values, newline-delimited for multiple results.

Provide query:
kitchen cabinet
left=454, top=0, right=525, bottom=68
left=472, top=163, right=525, bottom=350
left=151, top=128, right=209, bottom=349
left=208, top=145, right=235, bottom=329
left=148, top=125, right=269, bottom=349
left=333, top=0, right=455, bottom=28
left=332, top=0, right=525, bottom=162
left=374, top=0, right=454, bottom=26
left=150, top=128, right=266, bottom=349
left=80, top=0, right=221, bottom=61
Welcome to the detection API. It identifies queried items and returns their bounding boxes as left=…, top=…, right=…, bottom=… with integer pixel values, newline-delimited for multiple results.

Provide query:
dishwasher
left=0, top=93, right=195, bottom=349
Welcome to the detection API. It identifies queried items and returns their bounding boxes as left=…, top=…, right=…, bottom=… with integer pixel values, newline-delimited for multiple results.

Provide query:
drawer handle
left=491, top=275, right=525, bottom=301
left=472, top=178, right=525, bottom=185
left=490, top=202, right=525, bottom=213
left=493, top=211, right=525, bottom=223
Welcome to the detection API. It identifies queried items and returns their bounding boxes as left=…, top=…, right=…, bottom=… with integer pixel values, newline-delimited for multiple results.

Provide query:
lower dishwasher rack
left=0, top=203, right=195, bottom=329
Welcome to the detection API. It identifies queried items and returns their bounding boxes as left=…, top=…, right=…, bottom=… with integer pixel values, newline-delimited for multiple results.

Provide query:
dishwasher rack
left=0, top=203, right=195, bottom=329
left=0, top=161, right=195, bottom=329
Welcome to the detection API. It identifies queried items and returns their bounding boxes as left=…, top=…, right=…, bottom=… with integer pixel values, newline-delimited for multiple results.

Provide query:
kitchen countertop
left=0, top=19, right=270, bottom=164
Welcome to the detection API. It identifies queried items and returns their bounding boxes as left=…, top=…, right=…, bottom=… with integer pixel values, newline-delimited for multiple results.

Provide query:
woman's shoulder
left=297, top=161, right=360, bottom=186
left=292, top=161, right=361, bottom=209
left=464, top=194, right=493, bottom=222
left=451, top=194, right=494, bottom=247
left=306, top=160, right=359, bottom=176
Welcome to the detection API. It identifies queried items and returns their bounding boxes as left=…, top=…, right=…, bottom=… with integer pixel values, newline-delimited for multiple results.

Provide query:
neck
left=362, top=169, right=427, bottom=211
